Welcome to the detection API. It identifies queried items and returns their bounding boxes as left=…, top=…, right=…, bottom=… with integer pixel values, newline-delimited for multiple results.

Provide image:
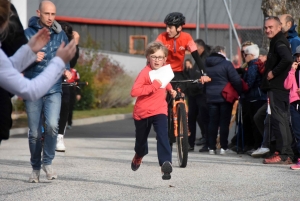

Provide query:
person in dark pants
left=56, top=22, right=80, bottom=152
left=67, top=68, right=81, bottom=130
left=184, top=58, right=209, bottom=152
left=261, top=16, right=294, bottom=164
left=205, top=46, right=242, bottom=155
left=192, top=39, right=211, bottom=151
left=252, top=48, right=273, bottom=158
left=0, top=3, right=28, bottom=144
left=240, top=44, right=267, bottom=155
left=284, top=50, right=300, bottom=169
left=130, top=41, right=176, bottom=180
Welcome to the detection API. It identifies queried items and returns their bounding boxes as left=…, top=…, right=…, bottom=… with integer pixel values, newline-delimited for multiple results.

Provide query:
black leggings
left=68, top=88, right=76, bottom=126
left=58, top=86, right=70, bottom=134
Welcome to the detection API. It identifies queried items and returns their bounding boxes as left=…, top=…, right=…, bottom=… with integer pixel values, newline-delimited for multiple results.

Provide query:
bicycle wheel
left=175, top=102, right=189, bottom=168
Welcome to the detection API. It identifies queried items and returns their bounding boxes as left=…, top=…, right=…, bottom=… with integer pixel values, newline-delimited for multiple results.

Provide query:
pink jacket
left=284, top=68, right=300, bottom=103
left=131, top=65, right=172, bottom=120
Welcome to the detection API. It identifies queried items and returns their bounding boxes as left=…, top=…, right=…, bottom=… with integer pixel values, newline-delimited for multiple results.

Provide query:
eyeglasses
left=150, top=56, right=165, bottom=61
left=265, top=16, right=281, bottom=24
left=242, top=51, right=250, bottom=57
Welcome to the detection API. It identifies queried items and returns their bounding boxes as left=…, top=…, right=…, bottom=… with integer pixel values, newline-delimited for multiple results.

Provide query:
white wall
left=11, top=0, right=28, bottom=28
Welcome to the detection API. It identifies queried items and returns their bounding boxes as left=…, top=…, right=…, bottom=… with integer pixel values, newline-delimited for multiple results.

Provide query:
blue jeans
left=208, top=102, right=233, bottom=150
left=134, top=114, right=172, bottom=166
left=25, top=93, right=61, bottom=170
left=290, top=104, right=300, bottom=155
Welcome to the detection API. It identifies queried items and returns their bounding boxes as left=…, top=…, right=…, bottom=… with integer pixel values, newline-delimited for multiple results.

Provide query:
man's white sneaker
left=220, top=148, right=228, bottom=155
left=29, top=169, right=40, bottom=183
left=56, top=134, right=65, bottom=152
left=251, top=147, right=270, bottom=158
left=209, top=149, right=216, bottom=155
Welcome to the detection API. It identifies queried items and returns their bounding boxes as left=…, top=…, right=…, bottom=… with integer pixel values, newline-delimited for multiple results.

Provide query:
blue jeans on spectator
left=208, top=102, right=233, bottom=150
left=134, top=114, right=172, bottom=166
left=25, top=93, right=61, bottom=170
left=290, top=104, right=300, bottom=155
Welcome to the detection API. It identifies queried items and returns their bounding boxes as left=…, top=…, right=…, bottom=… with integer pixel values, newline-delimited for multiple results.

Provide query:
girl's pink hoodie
left=131, top=65, right=172, bottom=120
left=284, top=68, right=300, bottom=103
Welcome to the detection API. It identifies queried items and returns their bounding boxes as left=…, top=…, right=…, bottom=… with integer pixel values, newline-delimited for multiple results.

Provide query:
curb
left=10, top=113, right=132, bottom=136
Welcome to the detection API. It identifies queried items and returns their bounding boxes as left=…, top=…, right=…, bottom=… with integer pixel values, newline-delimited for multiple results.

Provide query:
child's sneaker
left=161, top=161, right=172, bottom=180
left=290, top=159, right=300, bottom=170
left=131, top=153, right=143, bottom=171
left=29, top=169, right=40, bottom=183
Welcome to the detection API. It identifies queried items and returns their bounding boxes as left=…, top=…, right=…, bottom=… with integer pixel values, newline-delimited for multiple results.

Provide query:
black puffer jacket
left=184, top=50, right=210, bottom=96
left=261, top=31, right=293, bottom=93
left=205, top=53, right=242, bottom=103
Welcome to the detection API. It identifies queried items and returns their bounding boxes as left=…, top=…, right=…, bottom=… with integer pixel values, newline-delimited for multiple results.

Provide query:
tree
left=261, top=0, right=300, bottom=48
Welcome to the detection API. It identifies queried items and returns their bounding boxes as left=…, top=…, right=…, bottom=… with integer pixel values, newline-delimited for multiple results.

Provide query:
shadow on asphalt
left=10, top=118, right=156, bottom=139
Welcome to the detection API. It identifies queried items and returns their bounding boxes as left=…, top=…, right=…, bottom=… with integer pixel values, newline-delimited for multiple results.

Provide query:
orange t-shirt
left=156, top=32, right=197, bottom=72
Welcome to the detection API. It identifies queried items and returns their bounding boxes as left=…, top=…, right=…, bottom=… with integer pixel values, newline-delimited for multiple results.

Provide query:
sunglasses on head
left=265, top=16, right=281, bottom=24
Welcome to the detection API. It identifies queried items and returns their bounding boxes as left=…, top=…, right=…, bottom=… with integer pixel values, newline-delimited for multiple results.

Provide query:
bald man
left=24, top=0, right=71, bottom=183
left=279, top=14, right=300, bottom=55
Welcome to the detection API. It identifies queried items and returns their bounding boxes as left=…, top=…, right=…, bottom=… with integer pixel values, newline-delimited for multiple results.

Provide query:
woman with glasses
left=240, top=44, right=267, bottom=155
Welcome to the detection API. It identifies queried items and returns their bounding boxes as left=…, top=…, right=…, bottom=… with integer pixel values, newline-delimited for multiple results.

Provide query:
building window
left=129, top=35, right=148, bottom=55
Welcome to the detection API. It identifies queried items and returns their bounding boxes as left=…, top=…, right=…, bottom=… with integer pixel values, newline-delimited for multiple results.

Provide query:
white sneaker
left=251, top=147, right=270, bottom=158
left=209, top=149, right=216, bottom=155
left=220, top=148, right=228, bottom=155
left=55, top=134, right=66, bottom=152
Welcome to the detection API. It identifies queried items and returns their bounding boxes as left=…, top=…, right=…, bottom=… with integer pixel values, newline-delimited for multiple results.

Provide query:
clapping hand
left=56, top=39, right=77, bottom=64
left=28, top=28, right=50, bottom=53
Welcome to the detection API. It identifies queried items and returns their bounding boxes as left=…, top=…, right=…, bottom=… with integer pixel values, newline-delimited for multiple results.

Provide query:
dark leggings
left=58, top=86, right=70, bottom=134
left=68, top=87, right=76, bottom=126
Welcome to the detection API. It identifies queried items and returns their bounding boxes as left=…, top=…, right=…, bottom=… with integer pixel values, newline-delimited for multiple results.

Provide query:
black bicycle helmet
left=164, top=12, right=185, bottom=27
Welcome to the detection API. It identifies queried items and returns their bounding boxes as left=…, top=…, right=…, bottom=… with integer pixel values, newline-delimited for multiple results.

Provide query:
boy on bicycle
left=156, top=12, right=209, bottom=84
left=156, top=12, right=209, bottom=144
left=130, top=41, right=176, bottom=180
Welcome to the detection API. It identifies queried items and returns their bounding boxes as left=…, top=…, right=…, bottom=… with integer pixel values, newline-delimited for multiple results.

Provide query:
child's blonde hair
left=145, top=41, right=168, bottom=58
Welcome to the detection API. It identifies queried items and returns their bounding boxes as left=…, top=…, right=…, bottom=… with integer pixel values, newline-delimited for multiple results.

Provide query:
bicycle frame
left=172, top=88, right=190, bottom=138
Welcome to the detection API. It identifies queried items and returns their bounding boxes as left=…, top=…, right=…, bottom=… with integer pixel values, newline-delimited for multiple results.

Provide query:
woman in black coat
left=205, top=46, right=242, bottom=154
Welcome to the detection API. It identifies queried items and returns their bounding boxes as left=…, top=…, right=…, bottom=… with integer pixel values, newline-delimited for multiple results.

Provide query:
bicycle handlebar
left=62, top=81, right=88, bottom=86
left=170, top=77, right=211, bottom=83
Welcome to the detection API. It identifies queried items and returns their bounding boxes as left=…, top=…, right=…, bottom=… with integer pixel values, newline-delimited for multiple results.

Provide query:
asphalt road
left=1, top=118, right=299, bottom=200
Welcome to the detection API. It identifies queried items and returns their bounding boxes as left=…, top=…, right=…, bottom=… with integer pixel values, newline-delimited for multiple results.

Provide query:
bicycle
left=62, top=81, right=88, bottom=88
left=168, top=78, right=210, bottom=168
